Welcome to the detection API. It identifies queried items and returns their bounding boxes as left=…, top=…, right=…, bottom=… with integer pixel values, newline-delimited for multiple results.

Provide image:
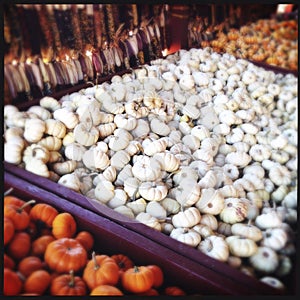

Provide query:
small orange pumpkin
left=75, top=231, right=94, bottom=252
left=4, top=216, right=15, bottom=245
left=4, top=193, right=31, bottom=214
left=111, top=254, right=134, bottom=275
left=52, top=212, right=77, bottom=239
left=50, top=270, right=87, bottom=296
left=164, top=286, right=186, bottom=295
left=44, top=238, right=87, bottom=273
left=3, top=268, right=23, bottom=295
left=4, top=253, right=15, bottom=270
left=23, top=270, right=51, bottom=295
left=29, top=203, right=59, bottom=228
left=90, top=284, right=123, bottom=296
left=121, top=265, right=154, bottom=294
left=136, top=288, right=160, bottom=296
left=147, top=265, right=164, bottom=288
left=31, top=235, right=55, bottom=257
left=83, top=252, right=119, bottom=290
left=7, top=231, right=31, bottom=260
left=4, top=200, right=35, bottom=231
left=18, top=256, right=45, bottom=277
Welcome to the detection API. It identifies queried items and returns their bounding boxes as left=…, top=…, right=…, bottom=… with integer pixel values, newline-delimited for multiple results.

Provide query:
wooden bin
left=4, top=61, right=297, bottom=296
left=3, top=171, right=283, bottom=295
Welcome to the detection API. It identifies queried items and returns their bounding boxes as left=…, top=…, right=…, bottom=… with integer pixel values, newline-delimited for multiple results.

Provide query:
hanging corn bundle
left=105, top=4, right=116, bottom=42
left=35, top=4, right=54, bottom=62
left=71, top=5, right=83, bottom=52
left=46, top=4, right=62, bottom=58
left=5, top=4, right=24, bottom=60
left=93, top=5, right=103, bottom=49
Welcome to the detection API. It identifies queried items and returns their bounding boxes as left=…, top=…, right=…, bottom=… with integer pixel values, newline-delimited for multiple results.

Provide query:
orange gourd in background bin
left=44, top=238, right=87, bottom=273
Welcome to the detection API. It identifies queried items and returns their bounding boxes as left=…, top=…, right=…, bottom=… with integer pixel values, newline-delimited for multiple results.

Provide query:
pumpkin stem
left=69, top=270, right=75, bottom=287
left=92, top=251, right=100, bottom=270
left=4, top=187, right=14, bottom=196
left=133, top=265, right=140, bottom=273
left=18, top=199, right=36, bottom=212
left=132, top=187, right=139, bottom=202
left=247, top=219, right=252, bottom=226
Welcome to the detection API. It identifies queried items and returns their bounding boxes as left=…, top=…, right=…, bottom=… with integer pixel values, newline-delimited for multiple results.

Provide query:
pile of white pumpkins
left=4, top=47, right=297, bottom=291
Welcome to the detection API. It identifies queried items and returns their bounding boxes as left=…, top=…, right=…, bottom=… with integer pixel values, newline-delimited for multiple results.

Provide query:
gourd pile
left=4, top=47, right=297, bottom=291
left=209, top=19, right=298, bottom=70
left=4, top=190, right=187, bottom=296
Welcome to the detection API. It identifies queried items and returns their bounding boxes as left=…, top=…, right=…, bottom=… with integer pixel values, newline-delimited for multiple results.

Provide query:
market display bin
left=3, top=56, right=297, bottom=296
left=4, top=171, right=283, bottom=296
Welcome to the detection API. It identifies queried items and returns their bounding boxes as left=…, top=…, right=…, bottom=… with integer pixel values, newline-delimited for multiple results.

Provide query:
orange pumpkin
left=26, top=221, right=38, bottom=239
left=121, top=265, right=154, bottom=294
left=50, top=270, right=87, bottom=296
left=90, top=285, right=123, bottom=296
left=147, top=265, right=164, bottom=288
left=4, top=253, right=15, bottom=270
left=52, top=212, right=77, bottom=239
left=3, top=268, right=23, bottom=295
left=31, top=235, right=55, bottom=257
left=18, top=256, right=45, bottom=277
left=83, top=252, right=119, bottom=290
left=4, top=200, right=35, bottom=231
left=4, top=194, right=31, bottom=214
left=75, top=231, right=94, bottom=252
left=164, top=286, right=186, bottom=295
left=4, top=216, right=15, bottom=245
left=136, top=288, right=160, bottom=296
left=23, top=270, right=51, bottom=295
left=44, top=238, right=87, bottom=273
left=111, top=254, right=134, bottom=275
left=29, top=203, right=58, bottom=228
left=7, top=232, right=31, bottom=260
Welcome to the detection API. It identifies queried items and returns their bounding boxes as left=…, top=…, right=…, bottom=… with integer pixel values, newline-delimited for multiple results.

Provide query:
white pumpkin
left=219, top=198, right=248, bottom=224
left=195, top=188, right=225, bottom=215
left=231, top=223, right=263, bottom=242
left=172, top=207, right=201, bottom=228
left=138, top=181, right=168, bottom=202
left=261, top=228, right=288, bottom=251
left=94, top=179, right=115, bottom=204
left=170, top=227, right=201, bottom=247
left=249, top=246, right=279, bottom=273
left=174, top=178, right=201, bottom=207
left=135, top=212, right=161, bottom=231
left=198, top=235, right=229, bottom=262
left=23, top=118, right=46, bottom=143
left=132, top=155, right=162, bottom=182
left=226, top=236, right=258, bottom=257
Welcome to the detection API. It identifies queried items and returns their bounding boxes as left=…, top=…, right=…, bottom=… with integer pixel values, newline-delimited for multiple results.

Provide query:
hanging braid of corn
left=71, top=5, right=83, bottom=52
left=132, top=4, right=139, bottom=28
left=46, top=5, right=62, bottom=58
left=105, top=4, right=115, bottom=43
left=36, top=4, right=55, bottom=62
left=7, top=4, right=25, bottom=60
left=93, top=5, right=103, bottom=49
left=86, top=4, right=96, bottom=48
